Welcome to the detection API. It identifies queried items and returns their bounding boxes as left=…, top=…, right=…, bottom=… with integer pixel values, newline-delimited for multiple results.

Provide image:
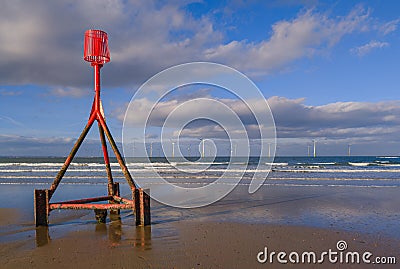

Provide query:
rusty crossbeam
left=112, top=195, right=135, bottom=204
left=49, top=190, right=134, bottom=212
left=49, top=203, right=134, bottom=211
left=48, top=195, right=134, bottom=206
left=50, top=195, right=112, bottom=205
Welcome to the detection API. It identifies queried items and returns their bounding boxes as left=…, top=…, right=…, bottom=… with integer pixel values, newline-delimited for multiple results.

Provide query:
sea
left=1, top=156, right=399, bottom=188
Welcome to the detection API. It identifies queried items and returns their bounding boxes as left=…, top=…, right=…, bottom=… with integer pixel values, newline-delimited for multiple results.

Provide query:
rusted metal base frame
left=42, top=187, right=151, bottom=226
left=34, top=187, right=151, bottom=226
left=47, top=189, right=135, bottom=224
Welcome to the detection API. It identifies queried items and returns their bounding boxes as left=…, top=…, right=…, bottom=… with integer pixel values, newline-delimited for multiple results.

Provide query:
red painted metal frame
left=34, top=30, right=150, bottom=227
left=46, top=30, right=137, bottom=213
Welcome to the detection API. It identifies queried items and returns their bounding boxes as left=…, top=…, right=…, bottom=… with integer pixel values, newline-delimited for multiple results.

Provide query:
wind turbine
left=313, top=140, right=317, bottom=158
left=171, top=141, right=175, bottom=158
left=199, top=138, right=205, bottom=158
left=348, top=144, right=351, bottom=156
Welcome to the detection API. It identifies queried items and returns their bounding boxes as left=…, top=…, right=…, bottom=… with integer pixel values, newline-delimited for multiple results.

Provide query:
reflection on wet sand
left=109, top=215, right=122, bottom=244
left=35, top=226, right=50, bottom=247
left=133, top=226, right=152, bottom=250
left=35, top=212, right=152, bottom=250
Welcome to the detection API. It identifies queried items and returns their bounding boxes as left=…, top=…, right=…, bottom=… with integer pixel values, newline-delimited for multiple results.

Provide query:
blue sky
left=0, top=0, right=400, bottom=156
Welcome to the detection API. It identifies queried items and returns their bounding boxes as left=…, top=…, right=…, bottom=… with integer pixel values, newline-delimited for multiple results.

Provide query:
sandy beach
left=0, top=184, right=399, bottom=268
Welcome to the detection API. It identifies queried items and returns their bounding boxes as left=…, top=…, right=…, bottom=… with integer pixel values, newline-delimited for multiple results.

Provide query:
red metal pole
left=94, top=63, right=115, bottom=195
left=93, top=63, right=102, bottom=112
left=93, top=61, right=135, bottom=191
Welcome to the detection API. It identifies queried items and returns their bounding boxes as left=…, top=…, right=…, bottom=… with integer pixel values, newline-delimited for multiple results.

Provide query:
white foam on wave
left=268, top=162, right=288, bottom=166
left=348, top=162, right=371, bottom=167
left=2, top=175, right=398, bottom=182
left=268, top=177, right=397, bottom=181
left=0, top=182, right=107, bottom=185
left=0, top=181, right=397, bottom=188
left=3, top=166, right=400, bottom=174
left=273, top=168, right=400, bottom=173
left=377, top=163, right=400, bottom=167
left=0, top=162, right=124, bottom=167
left=296, top=162, right=336, bottom=165
left=0, top=168, right=112, bottom=173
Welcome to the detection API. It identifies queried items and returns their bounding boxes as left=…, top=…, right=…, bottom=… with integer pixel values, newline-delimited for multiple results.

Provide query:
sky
left=0, top=0, right=400, bottom=156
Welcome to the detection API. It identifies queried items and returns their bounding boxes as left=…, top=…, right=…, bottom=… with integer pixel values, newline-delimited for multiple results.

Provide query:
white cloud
left=48, top=87, right=90, bottom=98
left=0, top=134, right=108, bottom=156
left=351, top=40, right=389, bottom=56
left=379, top=19, right=400, bottom=35
left=3, top=94, right=400, bottom=155
left=0, top=115, right=25, bottom=128
left=116, top=94, right=400, bottom=142
left=204, top=6, right=371, bottom=75
left=269, top=97, right=400, bottom=140
left=0, top=1, right=384, bottom=87
left=0, top=89, right=22, bottom=96
left=0, top=134, right=73, bottom=144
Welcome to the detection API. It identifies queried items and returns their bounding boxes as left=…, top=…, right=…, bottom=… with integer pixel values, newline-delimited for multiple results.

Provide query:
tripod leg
left=98, top=115, right=137, bottom=189
left=49, top=119, right=95, bottom=198
left=98, top=122, right=114, bottom=196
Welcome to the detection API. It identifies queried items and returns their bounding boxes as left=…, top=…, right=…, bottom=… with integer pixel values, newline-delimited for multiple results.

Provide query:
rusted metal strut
left=34, top=29, right=150, bottom=227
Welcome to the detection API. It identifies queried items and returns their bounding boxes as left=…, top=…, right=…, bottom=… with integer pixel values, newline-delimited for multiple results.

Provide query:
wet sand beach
left=0, top=184, right=399, bottom=268
left=1, top=220, right=399, bottom=269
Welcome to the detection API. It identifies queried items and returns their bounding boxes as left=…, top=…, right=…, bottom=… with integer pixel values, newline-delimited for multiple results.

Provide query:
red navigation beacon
left=33, top=30, right=150, bottom=229
left=84, top=29, right=110, bottom=64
